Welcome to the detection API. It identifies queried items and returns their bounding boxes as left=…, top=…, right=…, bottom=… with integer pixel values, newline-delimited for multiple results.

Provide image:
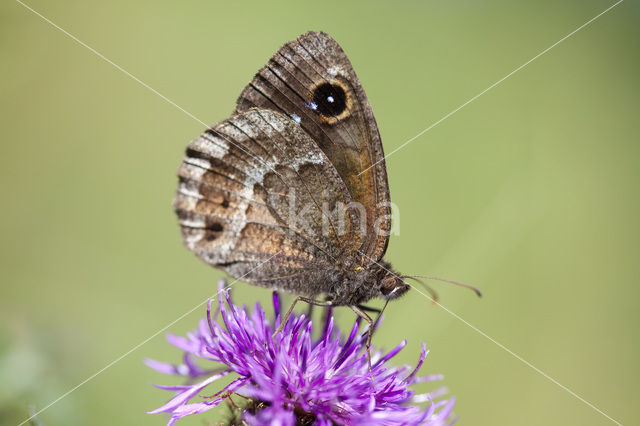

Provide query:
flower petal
left=147, top=370, right=230, bottom=414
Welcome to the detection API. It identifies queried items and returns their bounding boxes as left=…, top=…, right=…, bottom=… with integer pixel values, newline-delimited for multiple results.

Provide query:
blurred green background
left=1, top=0, right=638, bottom=425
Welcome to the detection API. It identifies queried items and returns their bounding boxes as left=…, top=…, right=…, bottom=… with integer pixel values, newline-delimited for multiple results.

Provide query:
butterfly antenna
left=401, top=276, right=439, bottom=303
left=403, top=275, right=482, bottom=298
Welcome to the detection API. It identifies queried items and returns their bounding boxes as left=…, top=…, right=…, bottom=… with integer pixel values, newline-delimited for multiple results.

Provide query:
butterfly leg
left=356, top=304, right=382, bottom=314
left=357, top=300, right=388, bottom=339
left=305, top=303, right=314, bottom=319
left=350, top=305, right=374, bottom=372
left=273, top=296, right=332, bottom=337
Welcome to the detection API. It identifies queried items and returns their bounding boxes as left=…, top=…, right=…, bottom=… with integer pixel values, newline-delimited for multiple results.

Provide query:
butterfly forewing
left=234, top=31, right=391, bottom=264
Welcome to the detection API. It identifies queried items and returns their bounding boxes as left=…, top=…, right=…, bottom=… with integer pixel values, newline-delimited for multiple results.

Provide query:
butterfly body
left=313, top=259, right=408, bottom=306
left=222, top=256, right=407, bottom=306
left=173, top=31, right=409, bottom=308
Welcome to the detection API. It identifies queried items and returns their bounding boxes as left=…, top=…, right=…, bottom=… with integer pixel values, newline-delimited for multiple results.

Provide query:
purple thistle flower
left=146, top=281, right=456, bottom=425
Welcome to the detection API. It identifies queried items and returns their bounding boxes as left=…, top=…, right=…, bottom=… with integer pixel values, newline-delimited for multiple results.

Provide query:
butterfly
left=174, top=31, right=423, bottom=345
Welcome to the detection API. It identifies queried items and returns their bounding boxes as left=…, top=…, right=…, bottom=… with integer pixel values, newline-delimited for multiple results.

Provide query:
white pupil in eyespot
left=327, top=96, right=334, bottom=103
left=308, top=101, right=318, bottom=111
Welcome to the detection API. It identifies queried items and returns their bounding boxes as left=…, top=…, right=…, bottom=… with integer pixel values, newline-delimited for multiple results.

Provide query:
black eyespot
left=221, top=198, right=229, bottom=208
left=312, top=83, right=347, bottom=117
left=207, top=222, right=223, bottom=232
left=204, top=221, right=223, bottom=242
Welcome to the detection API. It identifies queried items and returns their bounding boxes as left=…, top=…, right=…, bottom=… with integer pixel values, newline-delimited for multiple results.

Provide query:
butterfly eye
left=380, top=276, right=397, bottom=296
left=312, top=82, right=347, bottom=117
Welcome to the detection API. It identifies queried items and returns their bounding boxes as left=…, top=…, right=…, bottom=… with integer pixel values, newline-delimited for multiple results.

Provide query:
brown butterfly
left=173, top=32, right=475, bottom=349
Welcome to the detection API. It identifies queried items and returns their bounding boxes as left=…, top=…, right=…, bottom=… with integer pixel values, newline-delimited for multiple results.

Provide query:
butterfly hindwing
left=173, top=108, right=360, bottom=294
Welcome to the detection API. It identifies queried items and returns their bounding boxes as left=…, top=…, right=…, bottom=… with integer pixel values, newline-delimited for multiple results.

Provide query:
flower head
left=146, top=281, right=456, bottom=425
